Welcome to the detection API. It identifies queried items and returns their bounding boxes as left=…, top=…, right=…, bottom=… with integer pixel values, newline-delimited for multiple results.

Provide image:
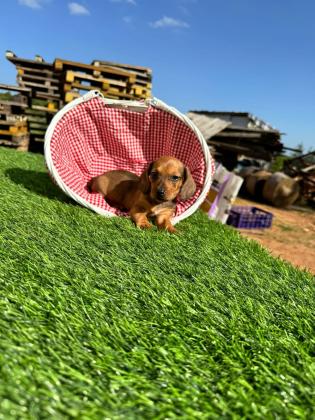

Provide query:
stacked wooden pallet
left=0, top=83, right=30, bottom=151
left=6, top=52, right=62, bottom=112
left=92, top=59, right=152, bottom=100
left=1, top=52, right=153, bottom=151
left=5, top=52, right=61, bottom=150
left=55, top=58, right=152, bottom=104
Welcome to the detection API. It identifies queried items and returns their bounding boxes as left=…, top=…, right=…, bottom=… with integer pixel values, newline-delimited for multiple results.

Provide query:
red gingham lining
left=49, top=97, right=213, bottom=217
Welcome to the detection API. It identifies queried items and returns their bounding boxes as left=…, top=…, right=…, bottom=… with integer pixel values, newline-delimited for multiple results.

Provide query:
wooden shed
left=187, top=111, right=284, bottom=170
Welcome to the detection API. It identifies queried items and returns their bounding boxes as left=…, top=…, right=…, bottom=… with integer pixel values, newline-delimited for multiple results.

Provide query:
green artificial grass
left=0, top=147, right=314, bottom=419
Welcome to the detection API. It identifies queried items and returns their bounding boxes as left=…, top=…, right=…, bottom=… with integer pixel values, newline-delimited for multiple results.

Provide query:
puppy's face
left=140, top=156, right=196, bottom=202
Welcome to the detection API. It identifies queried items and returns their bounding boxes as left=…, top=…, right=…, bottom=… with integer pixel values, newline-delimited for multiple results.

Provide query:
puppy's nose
left=157, top=187, right=165, bottom=199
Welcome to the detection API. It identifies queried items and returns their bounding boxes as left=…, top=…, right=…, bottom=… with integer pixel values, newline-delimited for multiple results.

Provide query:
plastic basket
left=227, top=206, right=273, bottom=229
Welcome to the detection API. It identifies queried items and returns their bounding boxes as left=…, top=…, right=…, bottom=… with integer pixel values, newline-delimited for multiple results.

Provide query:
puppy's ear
left=180, top=166, right=196, bottom=200
left=139, top=162, right=153, bottom=194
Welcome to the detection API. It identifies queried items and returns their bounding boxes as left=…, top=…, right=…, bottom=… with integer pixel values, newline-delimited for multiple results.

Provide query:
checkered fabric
left=49, top=97, right=214, bottom=217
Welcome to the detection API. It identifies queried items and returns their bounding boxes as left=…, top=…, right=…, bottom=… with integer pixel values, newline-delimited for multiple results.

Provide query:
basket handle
left=83, top=90, right=149, bottom=112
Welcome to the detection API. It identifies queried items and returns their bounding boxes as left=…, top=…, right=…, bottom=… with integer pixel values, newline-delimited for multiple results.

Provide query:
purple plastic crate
left=227, top=206, right=273, bottom=229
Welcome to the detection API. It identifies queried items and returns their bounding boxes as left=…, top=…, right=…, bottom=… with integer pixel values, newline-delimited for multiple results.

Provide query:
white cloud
left=110, top=0, right=136, bottom=5
left=68, top=2, right=90, bottom=15
left=150, top=16, right=189, bottom=29
left=18, top=0, right=45, bottom=9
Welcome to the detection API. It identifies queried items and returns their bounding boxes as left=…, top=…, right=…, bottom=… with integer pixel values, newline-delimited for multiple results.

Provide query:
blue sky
left=1, top=0, right=314, bottom=151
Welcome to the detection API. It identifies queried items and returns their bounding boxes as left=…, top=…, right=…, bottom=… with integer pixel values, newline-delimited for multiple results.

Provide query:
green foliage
left=270, top=155, right=290, bottom=172
left=0, top=91, right=14, bottom=101
left=0, top=147, right=314, bottom=419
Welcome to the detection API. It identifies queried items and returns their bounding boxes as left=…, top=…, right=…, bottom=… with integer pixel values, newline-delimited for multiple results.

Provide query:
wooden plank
left=93, top=62, right=152, bottom=83
left=0, top=100, right=27, bottom=108
left=208, top=139, right=271, bottom=160
left=17, top=66, right=56, bottom=78
left=54, top=58, right=99, bottom=74
left=63, top=82, right=104, bottom=93
left=63, top=83, right=125, bottom=96
left=0, top=139, right=28, bottom=149
left=63, top=74, right=110, bottom=90
left=0, top=113, right=26, bottom=123
left=25, top=114, right=48, bottom=123
left=17, top=72, right=60, bottom=85
left=0, top=127, right=28, bottom=135
left=64, top=70, right=127, bottom=88
left=92, top=60, right=152, bottom=86
left=6, top=52, right=54, bottom=71
left=34, top=91, right=62, bottom=101
left=54, top=58, right=136, bottom=82
left=63, top=88, right=139, bottom=103
left=92, top=59, right=152, bottom=75
left=131, top=86, right=151, bottom=98
left=0, top=119, right=27, bottom=127
left=29, top=129, right=46, bottom=135
left=0, top=103, right=27, bottom=116
left=29, top=122, right=48, bottom=130
left=31, top=104, right=59, bottom=113
left=0, top=83, right=31, bottom=95
left=17, top=79, right=60, bottom=92
left=0, top=134, right=30, bottom=151
left=103, top=90, right=144, bottom=99
left=64, top=92, right=81, bottom=103
left=214, top=132, right=263, bottom=139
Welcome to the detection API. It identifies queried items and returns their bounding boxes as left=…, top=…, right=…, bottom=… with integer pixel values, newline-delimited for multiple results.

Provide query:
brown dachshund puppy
left=87, top=156, right=196, bottom=233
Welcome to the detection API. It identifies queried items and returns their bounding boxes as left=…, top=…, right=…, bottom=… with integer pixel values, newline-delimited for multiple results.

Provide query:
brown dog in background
left=87, top=156, right=196, bottom=233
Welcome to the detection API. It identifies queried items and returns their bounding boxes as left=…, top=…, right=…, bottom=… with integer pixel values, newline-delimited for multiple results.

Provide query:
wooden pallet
left=130, top=86, right=151, bottom=98
left=0, top=112, right=27, bottom=122
left=25, top=107, right=53, bottom=122
left=63, top=87, right=142, bottom=103
left=0, top=82, right=31, bottom=96
left=3, top=55, right=58, bottom=149
left=17, top=68, right=60, bottom=86
left=0, top=101, right=28, bottom=116
left=92, top=59, right=152, bottom=80
left=17, top=66, right=56, bottom=79
left=17, top=73, right=60, bottom=89
left=0, top=132, right=30, bottom=151
left=17, top=78, right=60, bottom=94
left=64, top=70, right=131, bottom=89
left=24, top=107, right=52, bottom=142
left=54, top=58, right=136, bottom=84
left=64, top=91, right=81, bottom=103
left=14, top=65, right=63, bottom=104
left=3, top=53, right=154, bottom=147
left=32, top=103, right=59, bottom=113
left=92, top=59, right=152, bottom=92
left=0, top=128, right=28, bottom=136
left=6, top=52, right=54, bottom=72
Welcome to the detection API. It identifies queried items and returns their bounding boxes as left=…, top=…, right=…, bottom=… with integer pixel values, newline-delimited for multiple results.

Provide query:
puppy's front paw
left=165, top=224, right=177, bottom=234
left=137, top=220, right=152, bottom=230
left=157, top=222, right=177, bottom=234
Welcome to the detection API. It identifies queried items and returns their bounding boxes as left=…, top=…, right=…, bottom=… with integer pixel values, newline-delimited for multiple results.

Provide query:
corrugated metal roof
left=188, top=110, right=278, bottom=132
left=186, top=112, right=231, bottom=139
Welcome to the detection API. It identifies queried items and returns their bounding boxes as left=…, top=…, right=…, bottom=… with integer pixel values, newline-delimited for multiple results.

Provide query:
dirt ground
left=233, top=198, right=315, bottom=276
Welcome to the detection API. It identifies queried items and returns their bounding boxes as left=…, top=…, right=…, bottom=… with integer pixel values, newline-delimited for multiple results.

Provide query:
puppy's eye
left=150, top=172, right=159, bottom=180
left=170, top=175, right=181, bottom=182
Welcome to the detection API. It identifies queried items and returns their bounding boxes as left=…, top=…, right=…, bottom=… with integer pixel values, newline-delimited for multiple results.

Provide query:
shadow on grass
left=5, top=168, right=73, bottom=203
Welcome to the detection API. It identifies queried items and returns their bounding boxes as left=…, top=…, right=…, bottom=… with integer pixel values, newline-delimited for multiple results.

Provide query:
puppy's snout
left=157, top=186, right=165, bottom=199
